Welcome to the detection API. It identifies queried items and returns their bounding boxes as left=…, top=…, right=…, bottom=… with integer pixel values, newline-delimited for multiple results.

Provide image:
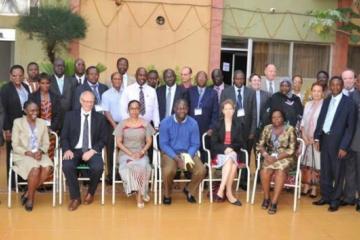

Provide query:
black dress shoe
left=230, top=199, right=242, bottom=206
left=24, top=201, right=33, bottom=212
left=328, top=204, right=339, bottom=212
left=163, top=197, right=172, bottom=205
left=340, top=200, right=355, bottom=206
left=356, top=203, right=360, bottom=212
left=261, top=199, right=270, bottom=209
left=312, top=199, right=329, bottom=206
left=268, top=203, right=277, bottom=214
left=183, top=188, right=196, bottom=203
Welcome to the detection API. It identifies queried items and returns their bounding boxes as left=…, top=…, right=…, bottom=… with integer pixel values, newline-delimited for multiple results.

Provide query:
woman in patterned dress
left=257, top=109, right=297, bottom=214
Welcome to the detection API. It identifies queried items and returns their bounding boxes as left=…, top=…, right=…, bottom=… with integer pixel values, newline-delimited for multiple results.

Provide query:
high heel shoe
left=24, top=200, right=33, bottom=212
left=21, top=193, right=28, bottom=206
left=301, top=189, right=311, bottom=196
left=268, top=203, right=277, bottom=215
left=213, top=193, right=224, bottom=202
left=137, top=202, right=144, bottom=208
left=143, top=194, right=150, bottom=202
left=261, top=199, right=270, bottom=209
left=229, top=199, right=242, bottom=206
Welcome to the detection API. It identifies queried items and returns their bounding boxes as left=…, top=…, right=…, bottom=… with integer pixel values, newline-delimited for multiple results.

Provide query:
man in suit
left=313, top=76, right=356, bottom=212
left=180, top=66, right=193, bottom=89
left=341, top=69, right=357, bottom=206
left=73, top=58, right=87, bottom=86
left=349, top=76, right=360, bottom=212
left=24, top=62, right=39, bottom=93
left=221, top=70, right=256, bottom=189
left=61, top=91, right=108, bottom=211
left=210, top=68, right=230, bottom=103
left=0, top=98, right=4, bottom=146
left=260, top=64, right=280, bottom=94
left=1, top=65, right=30, bottom=187
left=249, top=73, right=272, bottom=136
left=117, top=57, right=136, bottom=88
left=50, top=58, right=77, bottom=125
left=157, top=68, right=188, bottom=121
left=148, top=70, right=160, bottom=89
left=73, top=66, right=108, bottom=111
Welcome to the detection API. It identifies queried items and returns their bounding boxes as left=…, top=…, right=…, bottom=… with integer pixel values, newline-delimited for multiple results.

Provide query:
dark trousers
left=106, top=125, right=115, bottom=180
left=320, top=134, right=345, bottom=204
left=62, top=149, right=104, bottom=200
left=343, top=151, right=357, bottom=203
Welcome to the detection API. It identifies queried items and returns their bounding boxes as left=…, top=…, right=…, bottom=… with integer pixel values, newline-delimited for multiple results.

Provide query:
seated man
left=159, top=98, right=206, bottom=204
left=61, top=91, right=108, bottom=211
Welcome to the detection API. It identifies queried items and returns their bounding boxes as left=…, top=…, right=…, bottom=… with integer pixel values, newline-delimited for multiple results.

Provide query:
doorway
left=220, top=51, right=247, bottom=85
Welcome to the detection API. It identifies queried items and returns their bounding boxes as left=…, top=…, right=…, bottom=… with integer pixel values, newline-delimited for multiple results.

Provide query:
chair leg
left=198, top=182, right=202, bottom=204
left=101, top=172, right=105, bottom=205
left=246, top=167, right=251, bottom=203
left=8, top=168, right=12, bottom=208
left=209, top=168, right=213, bottom=203
left=15, top=173, right=18, bottom=193
left=236, top=169, right=242, bottom=191
left=158, top=168, right=162, bottom=205
left=112, top=165, right=116, bottom=205
left=251, top=169, right=259, bottom=204
left=150, top=170, right=154, bottom=192
left=52, top=172, right=56, bottom=207
left=154, top=167, right=158, bottom=205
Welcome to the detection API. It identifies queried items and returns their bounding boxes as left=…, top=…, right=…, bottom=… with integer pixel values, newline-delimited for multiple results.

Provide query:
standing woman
left=114, top=100, right=155, bottom=208
left=300, top=83, right=324, bottom=198
left=211, top=99, right=244, bottom=206
left=257, top=109, right=297, bottom=214
left=29, top=73, right=61, bottom=160
left=11, top=100, right=53, bottom=211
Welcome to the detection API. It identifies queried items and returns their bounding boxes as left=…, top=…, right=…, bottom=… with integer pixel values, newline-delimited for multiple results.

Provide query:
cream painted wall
left=77, top=0, right=212, bottom=80
left=223, top=0, right=338, bottom=43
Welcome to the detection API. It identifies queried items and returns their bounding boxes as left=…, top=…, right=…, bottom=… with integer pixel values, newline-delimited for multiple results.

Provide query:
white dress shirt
left=322, top=93, right=342, bottom=133
left=101, top=87, right=123, bottom=123
left=266, top=80, right=275, bottom=94
left=75, top=109, right=92, bottom=149
left=121, top=82, right=160, bottom=127
left=75, top=74, right=86, bottom=85
left=166, top=84, right=177, bottom=116
left=122, top=73, right=129, bottom=88
left=55, top=75, right=65, bottom=95
left=342, top=87, right=355, bottom=96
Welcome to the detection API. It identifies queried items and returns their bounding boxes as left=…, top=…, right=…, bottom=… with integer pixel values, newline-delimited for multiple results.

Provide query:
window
left=348, top=45, right=360, bottom=74
left=0, top=0, right=39, bottom=16
left=252, top=42, right=290, bottom=76
left=292, top=43, right=330, bottom=78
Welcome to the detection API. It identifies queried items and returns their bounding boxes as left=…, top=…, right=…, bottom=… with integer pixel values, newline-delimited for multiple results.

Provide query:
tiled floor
left=0, top=146, right=359, bottom=240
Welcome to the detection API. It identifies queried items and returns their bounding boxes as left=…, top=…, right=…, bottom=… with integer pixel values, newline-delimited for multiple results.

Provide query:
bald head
left=80, top=91, right=95, bottom=112
left=264, top=64, right=277, bottom=81
left=341, top=69, right=356, bottom=91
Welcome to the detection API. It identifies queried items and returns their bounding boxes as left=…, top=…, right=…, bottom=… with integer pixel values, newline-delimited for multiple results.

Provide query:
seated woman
left=29, top=72, right=61, bottom=160
left=210, top=99, right=244, bottom=206
left=11, top=100, right=53, bottom=211
left=257, top=109, right=297, bottom=214
left=114, top=100, right=154, bottom=208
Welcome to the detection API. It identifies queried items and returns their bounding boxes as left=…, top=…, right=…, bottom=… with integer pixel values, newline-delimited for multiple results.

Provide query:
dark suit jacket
left=220, top=86, right=257, bottom=139
left=156, top=84, right=188, bottom=121
left=72, top=75, right=87, bottom=86
left=314, top=94, right=356, bottom=151
left=72, top=81, right=109, bottom=110
left=188, top=86, right=219, bottom=135
left=0, top=98, right=4, bottom=145
left=61, top=110, right=108, bottom=153
left=29, top=90, right=62, bottom=131
left=50, top=75, right=77, bottom=113
left=210, top=119, right=245, bottom=159
left=0, top=82, right=30, bottom=131
left=350, top=90, right=360, bottom=152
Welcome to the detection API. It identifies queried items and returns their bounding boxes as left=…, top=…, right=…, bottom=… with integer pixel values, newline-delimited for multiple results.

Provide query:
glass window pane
left=292, top=43, right=330, bottom=78
left=0, top=0, right=39, bottom=16
left=221, top=38, right=248, bottom=49
left=348, top=45, right=360, bottom=74
left=252, top=42, right=290, bottom=76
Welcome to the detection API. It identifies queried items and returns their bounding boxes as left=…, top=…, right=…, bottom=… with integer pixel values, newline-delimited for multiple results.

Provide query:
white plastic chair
left=8, top=131, right=59, bottom=208
left=59, top=148, right=106, bottom=205
left=251, top=138, right=305, bottom=212
left=112, top=136, right=156, bottom=205
left=200, top=132, right=250, bottom=203
left=154, top=133, right=203, bottom=204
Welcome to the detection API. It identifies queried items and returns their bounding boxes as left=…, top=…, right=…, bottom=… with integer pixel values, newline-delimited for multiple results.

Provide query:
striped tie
left=139, top=86, right=146, bottom=115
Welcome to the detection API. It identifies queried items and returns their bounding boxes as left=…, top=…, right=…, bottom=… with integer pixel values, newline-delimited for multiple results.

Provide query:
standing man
left=210, top=68, right=230, bottom=103
left=313, top=76, right=356, bottom=212
left=61, top=91, right=108, bottom=211
left=73, top=66, right=108, bottom=111
left=159, top=99, right=206, bottom=204
left=101, top=72, right=124, bottom=183
left=341, top=69, right=357, bottom=206
left=24, top=62, right=40, bottom=93
left=180, top=66, right=193, bottom=89
left=121, top=67, right=160, bottom=128
left=50, top=58, right=77, bottom=126
left=73, top=58, right=86, bottom=86
left=261, top=64, right=280, bottom=94
left=117, top=57, right=136, bottom=88
left=148, top=70, right=160, bottom=89
left=157, top=69, right=188, bottom=121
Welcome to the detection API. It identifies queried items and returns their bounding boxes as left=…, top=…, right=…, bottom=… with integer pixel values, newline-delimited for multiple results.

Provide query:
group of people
left=1, top=57, right=360, bottom=215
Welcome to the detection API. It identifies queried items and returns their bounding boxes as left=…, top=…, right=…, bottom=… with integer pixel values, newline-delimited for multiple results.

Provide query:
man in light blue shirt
left=102, top=72, right=123, bottom=183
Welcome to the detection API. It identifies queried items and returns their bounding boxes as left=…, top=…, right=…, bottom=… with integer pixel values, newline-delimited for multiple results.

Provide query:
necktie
left=215, top=86, right=221, bottom=102
left=237, top=89, right=243, bottom=109
left=269, top=82, right=274, bottom=94
left=82, top=114, right=89, bottom=152
left=139, top=86, right=146, bottom=115
left=165, top=87, right=172, bottom=117
left=91, top=85, right=100, bottom=104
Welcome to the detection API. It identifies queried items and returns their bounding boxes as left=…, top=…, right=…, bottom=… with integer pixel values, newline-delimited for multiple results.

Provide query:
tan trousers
left=161, top=153, right=206, bottom=198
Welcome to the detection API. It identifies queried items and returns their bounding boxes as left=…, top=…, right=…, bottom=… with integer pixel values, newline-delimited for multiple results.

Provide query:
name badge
left=194, top=108, right=203, bottom=116
left=237, top=108, right=245, bottom=117
left=45, top=120, right=51, bottom=127
left=95, top=105, right=103, bottom=112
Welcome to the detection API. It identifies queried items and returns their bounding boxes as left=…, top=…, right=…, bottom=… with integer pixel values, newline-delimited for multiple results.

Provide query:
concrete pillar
left=68, top=0, right=81, bottom=58
left=208, top=0, right=224, bottom=73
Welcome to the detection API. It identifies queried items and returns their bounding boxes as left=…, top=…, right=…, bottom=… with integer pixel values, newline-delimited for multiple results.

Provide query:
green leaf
left=350, top=34, right=360, bottom=43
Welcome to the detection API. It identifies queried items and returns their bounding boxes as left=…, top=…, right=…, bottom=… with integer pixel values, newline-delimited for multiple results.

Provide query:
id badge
left=237, top=108, right=245, bottom=117
left=45, top=120, right=51, bottom=127
left=95, top=105, right=103, bottom=112
left=194, top=108, right=203, bottom=116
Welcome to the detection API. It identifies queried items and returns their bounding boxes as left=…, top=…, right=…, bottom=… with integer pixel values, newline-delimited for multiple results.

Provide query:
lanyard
left=197, top=88, right=206, bottom=108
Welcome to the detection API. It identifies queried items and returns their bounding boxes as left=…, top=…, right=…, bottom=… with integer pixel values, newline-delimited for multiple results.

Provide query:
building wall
left=222, top=0, right=337, bottom=43
left=76, top=0, right=212, bottom=80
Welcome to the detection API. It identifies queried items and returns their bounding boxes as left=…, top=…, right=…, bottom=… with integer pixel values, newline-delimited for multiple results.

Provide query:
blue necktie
left=237, top=89, right=243, bottom=109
